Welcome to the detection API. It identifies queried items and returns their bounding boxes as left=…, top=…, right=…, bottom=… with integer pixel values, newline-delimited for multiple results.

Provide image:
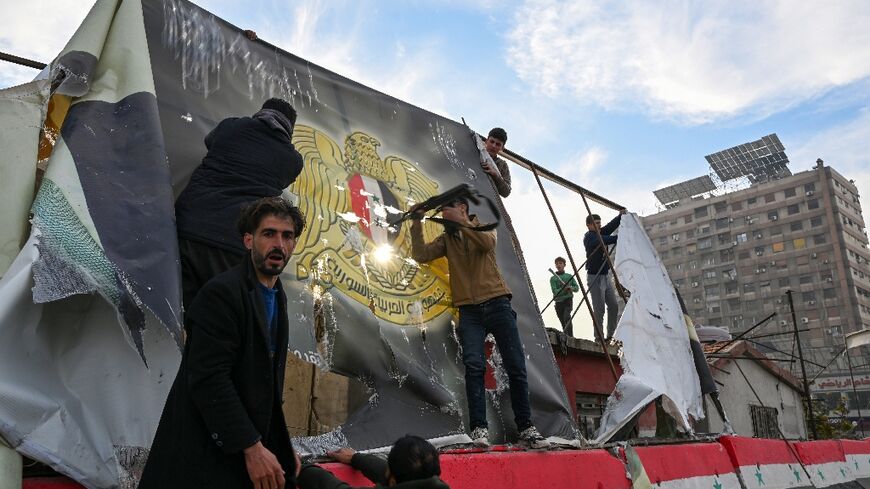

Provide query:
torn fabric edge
left=594, top=214, right=703, bottom=443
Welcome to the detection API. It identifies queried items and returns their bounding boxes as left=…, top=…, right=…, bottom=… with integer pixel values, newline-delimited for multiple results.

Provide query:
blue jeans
left=457, top=296, right=532, bottom=431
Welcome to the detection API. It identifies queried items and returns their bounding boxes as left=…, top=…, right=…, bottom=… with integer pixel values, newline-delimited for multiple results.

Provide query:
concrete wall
left=706, top=358, right=806, bottom=438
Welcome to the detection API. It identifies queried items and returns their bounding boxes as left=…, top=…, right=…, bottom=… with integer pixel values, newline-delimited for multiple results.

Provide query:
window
left=720, top=249, right=734, bottom=262
left=672, top=233, right=680, bottom=242
left=699, top=224, right=711, bottom=235
left=785, top=188, right=797, bottom=198
left=770, top=226, right=782, bottom=236
left=739, top=251, right=750, bottom=260
left=687, top=243, right=697, bottom=255
left=732, top=201, right=743, bottom=211
left=754, top=245, right=765, bottom=256
left=744, top=282, right=756, bottom=293
left=748, top=197, right=757, bottom=205
left=788, top=204, right=800, bottom=215
left=575, top=392, right=608, bottom=440
left=807, top=199, right=819, bottom=210
left=750, top=405, right=779, bottom=438
left=768, top=210, right=779, bottom=221
left=799, top=275, right=813, bottom=285
left=659, top=250, right=669, bottom=259
left=813, top=234, right=827, bottom=245
left=718, top=232, right=731, bottom=245
left=722, top=267, right=737, bottom=280
left=694, top=206, right=708, bottom=218
left=772, top=242, right=785, bottom=253
left=684, top=214, right=693, bottom=224
left=714, top=202, right=728, bottom=213
left=716, top=217, right=730, bottom=229
left=765, top=193, right=776, bottom=203
left=802, top=291, right=816, bottom=303
left=658, top=236, right=668, bottom=246
left=705, top=285, right=720, bottom=298
left=790, top=221, right=803, bottom=232
left=686, top=228, right=695, bottom=238
left=699, top=238, right=713, bottom=250
left=805, top=183, right=816, bottom=193
left=736, top=233, right=748, bottom=243
left=811, top=216, right=823, bottom=227
left=794, top=238, right=806, bottom=250
left=779, top=278, right=791, bottom=288
left=703, top=253, right=715, bottom=265
left=704, top=270, right=717, bottom=279
left=726, top=283, right=739, bottom=295
left=689, top=260, right=699, bottom=269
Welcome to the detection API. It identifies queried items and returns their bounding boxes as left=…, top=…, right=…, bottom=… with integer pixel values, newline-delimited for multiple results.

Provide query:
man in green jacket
left=550, top=257, right=579, bottom=337
left=297, top=435, right=449, bottom=489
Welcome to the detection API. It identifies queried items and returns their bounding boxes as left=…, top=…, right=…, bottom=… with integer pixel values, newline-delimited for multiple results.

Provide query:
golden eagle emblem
left=290, top=125, right=451, bottom=325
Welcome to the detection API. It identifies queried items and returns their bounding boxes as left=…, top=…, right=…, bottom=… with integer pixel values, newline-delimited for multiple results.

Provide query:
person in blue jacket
left=583, top=209, right=626, bottom=341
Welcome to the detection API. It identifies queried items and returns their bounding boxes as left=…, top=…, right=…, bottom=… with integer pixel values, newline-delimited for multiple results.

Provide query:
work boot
left=470, top=427, right=490, bottom=448
left=518, top=426, right=550, bottom=449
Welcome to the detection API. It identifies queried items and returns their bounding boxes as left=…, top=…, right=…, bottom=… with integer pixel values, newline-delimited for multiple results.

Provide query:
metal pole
left=528, top=163, right=619, bottom=381
left=787, top=289, right=816, bottom=439
left=845, top=346, right=865, bottom=437
left=0, top=51, right=46, bottom=70
left=709, top=312, right=777, bottom=354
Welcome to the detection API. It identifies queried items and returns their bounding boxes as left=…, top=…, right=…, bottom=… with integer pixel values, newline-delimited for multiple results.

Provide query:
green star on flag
left=712, top=478, right=723, bottom=489
left=818, top=469, right=825, bottom=480
left=755, top=469, right=765, bottom=485
left=792, top=467, right=801, bottom=482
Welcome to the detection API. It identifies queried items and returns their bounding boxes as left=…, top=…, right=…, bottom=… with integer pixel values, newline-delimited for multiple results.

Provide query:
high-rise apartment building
left=643, top=156, right=870, bottom=421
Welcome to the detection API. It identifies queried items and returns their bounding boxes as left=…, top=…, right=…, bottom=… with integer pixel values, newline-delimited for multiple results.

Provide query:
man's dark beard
left=252, top=247, right=287, bottom=276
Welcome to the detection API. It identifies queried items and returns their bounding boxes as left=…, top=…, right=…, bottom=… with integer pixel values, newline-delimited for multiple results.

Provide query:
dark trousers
left=554, top=298, right=574, bottom=337
left=457, top=296, right=532, bottom=431
left=179, top=238, right=244, bottom=312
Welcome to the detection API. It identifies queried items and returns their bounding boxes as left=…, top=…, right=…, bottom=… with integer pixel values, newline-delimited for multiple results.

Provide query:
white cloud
left=0, top=1, right=94, bottom=87
left=788, top=108, right=870, bottom=209
left=507, top=0, right=870, bottom=124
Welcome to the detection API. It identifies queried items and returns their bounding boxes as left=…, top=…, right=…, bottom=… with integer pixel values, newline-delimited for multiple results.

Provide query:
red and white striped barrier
left=631, top=442, right=741, bottom=489
left=838, top=439, right=870, bottom=488
left=720, top=435, right=814, bottom=489
left=790, top=440, right=860, bottom=488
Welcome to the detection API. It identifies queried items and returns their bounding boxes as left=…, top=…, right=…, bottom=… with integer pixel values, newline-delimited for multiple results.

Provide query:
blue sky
left=2, top=0, right=869, bottom=339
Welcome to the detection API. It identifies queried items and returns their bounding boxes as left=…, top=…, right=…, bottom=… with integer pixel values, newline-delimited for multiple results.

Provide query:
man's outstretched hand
left=327, top=447, right=357, bottom=465
left=243, top=441, right=285, bottom=489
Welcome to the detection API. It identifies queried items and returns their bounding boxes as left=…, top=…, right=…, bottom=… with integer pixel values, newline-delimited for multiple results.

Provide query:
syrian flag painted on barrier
left=840, top=440, right=870, bottom=489
left=790, top=440, right=863, bottom=489
left=625, top=443, right=742, bottom=489
left=720, top=436, right=819, bottom=489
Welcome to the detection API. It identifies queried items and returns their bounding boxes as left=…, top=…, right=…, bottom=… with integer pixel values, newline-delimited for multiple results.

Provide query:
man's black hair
left=488, top=127, right=507, bottom=144
left=555, top=256, right=566, bottom=264
left=387, top=435, right=440, bottom=483
left=586, top=214, right=601, bottom=225
left=237, top=196, right=305, bottom=237
left=261, top=98, right=298, bottom=126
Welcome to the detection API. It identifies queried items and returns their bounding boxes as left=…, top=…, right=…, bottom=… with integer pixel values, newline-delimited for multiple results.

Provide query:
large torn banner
left=0, top=0, right=575, bottom=486
left=143, top=0, right=574, bottom=452
left=594, top=214, right=703, bottom=443
left=0, top=0, right=182, bottom=487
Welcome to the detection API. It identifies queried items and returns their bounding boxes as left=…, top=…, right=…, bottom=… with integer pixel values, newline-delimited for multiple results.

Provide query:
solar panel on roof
left=653, top=175, right=717, bottom=205
left=705, top=134, right=790, bottom=182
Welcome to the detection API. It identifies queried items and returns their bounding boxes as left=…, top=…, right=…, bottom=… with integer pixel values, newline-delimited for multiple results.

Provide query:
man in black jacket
left=139, top=197, right=304, bottom=489
left=297, top=435, right=449, bottom=489
left=175, top=98, right=305, bottom=309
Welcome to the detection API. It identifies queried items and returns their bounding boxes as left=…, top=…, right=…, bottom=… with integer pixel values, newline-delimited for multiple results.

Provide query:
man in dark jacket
left=297, top=435, right=449, bottom=489
left=583, top=209, right=626, bottom=341
left=139, top=197, right=305, bottom=489
left=175, top=98, right=304, bottom=309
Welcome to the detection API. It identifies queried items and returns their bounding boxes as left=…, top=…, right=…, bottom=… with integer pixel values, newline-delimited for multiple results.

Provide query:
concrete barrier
left=631, top=441, right=742, bottom=489
left=839, top=439, right=870, bottom=489
left=720, top=435, right=814, bottom=489
left=790, top=440, right=861, bottom=488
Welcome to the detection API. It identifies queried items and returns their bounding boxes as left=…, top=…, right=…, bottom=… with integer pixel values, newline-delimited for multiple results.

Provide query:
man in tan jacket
left=409, top=197, right=548, bottom=448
